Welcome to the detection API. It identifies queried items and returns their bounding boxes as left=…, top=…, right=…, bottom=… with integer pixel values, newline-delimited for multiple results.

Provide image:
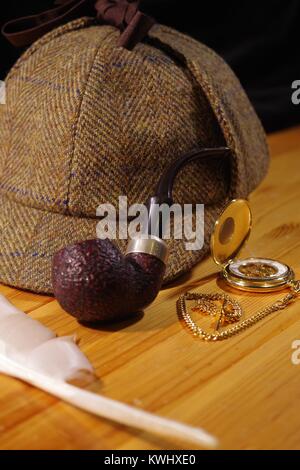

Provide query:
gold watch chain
left=178, top=281, right=300, bottom=342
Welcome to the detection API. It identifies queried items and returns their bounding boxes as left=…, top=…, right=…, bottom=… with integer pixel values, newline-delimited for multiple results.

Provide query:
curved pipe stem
left=156, top=147, right=231, bottom=206
left=147, top=147, right=231, bottom=237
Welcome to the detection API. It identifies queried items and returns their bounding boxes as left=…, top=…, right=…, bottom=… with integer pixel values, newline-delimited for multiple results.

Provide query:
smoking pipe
left=52, top=147, right=230, bottom=323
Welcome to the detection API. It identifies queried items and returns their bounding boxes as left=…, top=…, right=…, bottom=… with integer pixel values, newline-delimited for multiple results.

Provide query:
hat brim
left=0, top=194, right=221, bottom=294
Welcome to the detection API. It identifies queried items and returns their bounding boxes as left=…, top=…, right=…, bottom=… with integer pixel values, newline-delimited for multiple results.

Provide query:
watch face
left=228, top=258, right=289, bottom=281
left=224, top=257, right=294, bottom=291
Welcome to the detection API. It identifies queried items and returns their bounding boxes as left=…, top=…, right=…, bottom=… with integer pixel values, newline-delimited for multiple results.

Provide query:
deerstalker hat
left=0, top=13, right=269, bottom=293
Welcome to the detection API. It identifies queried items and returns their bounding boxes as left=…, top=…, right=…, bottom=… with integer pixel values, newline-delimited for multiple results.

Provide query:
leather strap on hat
left=1, top=0, right=155, bottom=50
left=95, top=0, right=155, bottom=49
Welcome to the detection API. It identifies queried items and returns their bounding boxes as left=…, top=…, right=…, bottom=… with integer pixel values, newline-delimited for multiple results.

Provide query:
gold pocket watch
left=178, top=199, right=300, bottom=341
left=211, top=199, right=295, bottom=292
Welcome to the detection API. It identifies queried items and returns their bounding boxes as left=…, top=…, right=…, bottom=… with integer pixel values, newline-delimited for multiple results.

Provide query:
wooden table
left=1, top=126, right=300, bottom=450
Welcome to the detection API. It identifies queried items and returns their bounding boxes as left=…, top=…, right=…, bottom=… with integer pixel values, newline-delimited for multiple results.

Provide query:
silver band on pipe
left=125, top=236, right=169, bottom=265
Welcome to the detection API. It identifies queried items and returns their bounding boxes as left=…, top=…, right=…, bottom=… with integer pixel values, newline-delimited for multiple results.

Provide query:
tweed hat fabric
left=0, top=17, right=269, bottom=294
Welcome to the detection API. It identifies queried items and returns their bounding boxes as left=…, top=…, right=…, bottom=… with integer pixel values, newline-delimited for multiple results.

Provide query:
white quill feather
left=0, top=294, right=218, bottom=448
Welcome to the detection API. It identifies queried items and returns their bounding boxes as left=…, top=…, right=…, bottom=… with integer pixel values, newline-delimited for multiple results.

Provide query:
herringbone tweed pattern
left=0, top=17, right=269, bottom=293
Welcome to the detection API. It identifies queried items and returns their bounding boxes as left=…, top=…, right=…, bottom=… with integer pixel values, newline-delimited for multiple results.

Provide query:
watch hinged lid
left=210, top=199, right=252, bottom=267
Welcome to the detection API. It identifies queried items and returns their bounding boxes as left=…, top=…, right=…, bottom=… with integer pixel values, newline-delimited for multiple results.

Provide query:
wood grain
left=1, top=127, right=300, bottom=450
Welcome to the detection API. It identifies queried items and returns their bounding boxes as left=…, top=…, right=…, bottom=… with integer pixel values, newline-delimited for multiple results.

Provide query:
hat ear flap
left=148, top=26, right=269, bottom=198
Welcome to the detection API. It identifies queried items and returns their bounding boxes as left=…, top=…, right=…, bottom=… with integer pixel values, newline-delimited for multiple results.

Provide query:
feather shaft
left=0, top=355, right=218, bottom=449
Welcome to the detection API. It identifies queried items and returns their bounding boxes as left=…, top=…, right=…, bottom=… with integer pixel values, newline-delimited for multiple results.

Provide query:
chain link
left=177, top=282, right=300, bottom=342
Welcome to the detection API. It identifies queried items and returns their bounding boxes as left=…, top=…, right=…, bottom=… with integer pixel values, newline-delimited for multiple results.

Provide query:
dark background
left=1, top=0, right=300, bottom=132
